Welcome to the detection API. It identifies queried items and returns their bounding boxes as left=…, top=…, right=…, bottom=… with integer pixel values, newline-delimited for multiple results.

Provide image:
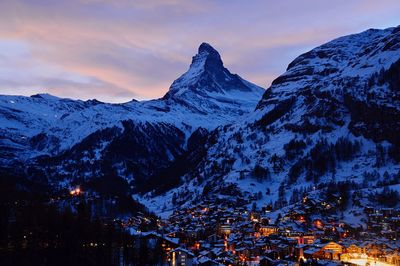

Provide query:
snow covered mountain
left=2, top=26, right=400, bottom=223
left=0, top=43, right=264, bottom=194
left=163, top=42, right=263, bottom=115
left=144, top=26, right=400, bottom=222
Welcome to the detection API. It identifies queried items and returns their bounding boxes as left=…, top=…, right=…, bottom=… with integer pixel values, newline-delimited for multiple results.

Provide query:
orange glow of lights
left=315, top=220, right=322, bottom=227
left=70, top=188, right=81, bottom=196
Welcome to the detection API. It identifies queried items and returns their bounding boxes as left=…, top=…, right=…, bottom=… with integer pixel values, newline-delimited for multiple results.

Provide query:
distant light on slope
left=70, top=187, right=81, bottom=196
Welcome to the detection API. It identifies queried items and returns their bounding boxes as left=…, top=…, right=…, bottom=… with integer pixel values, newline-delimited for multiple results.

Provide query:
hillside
left=0, top=43, right=264, bottom=200
left=143, top=26, right=400, bottom=224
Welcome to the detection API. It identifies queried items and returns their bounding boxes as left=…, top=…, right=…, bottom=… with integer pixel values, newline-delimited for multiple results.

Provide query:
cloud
left=0, top=0, right=399, bottom=102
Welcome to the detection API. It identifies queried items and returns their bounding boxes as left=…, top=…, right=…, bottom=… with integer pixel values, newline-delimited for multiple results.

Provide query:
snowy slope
left=144, top=26, right=400, bottom=219
left=2, top=26, right=400, bottom=223
left=0, top=43, right=264, bottom=197
left=0, top=43, right=264, bottom=164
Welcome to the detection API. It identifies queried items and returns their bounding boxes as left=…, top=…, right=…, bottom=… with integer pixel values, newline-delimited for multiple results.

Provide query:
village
left=127, top=195, right=400, bottom=266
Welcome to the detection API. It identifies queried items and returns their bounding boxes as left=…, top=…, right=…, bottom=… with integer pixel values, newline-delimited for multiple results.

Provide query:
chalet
left=197, top=256, right=221, bottom=266
left=134, top=231, right=180, bottom=264
left=259, top=256, right=275, bottom=266
left=386, top=250, right=400, bottom=266
left=207, top=234, right=218, bottom=244
left=171, top=247, right=195, bottom=266
left=345, top=243, right=363, bottom=256
left=366, top=243, right=385, bottom=258
left=140, top=231, right=179, bottom=250
left=218, top=224, right=232, bottom=236
left=304, top=242, right=343, bottom=261
left=259, top=225, right=278, bottom=236
left=304, top=246, right=322, bottom=260
left=320, top=242, right=343, bottom=260
left=276, top=243, right=291, bottom=259
left=302, top=234, right=315, bottom=245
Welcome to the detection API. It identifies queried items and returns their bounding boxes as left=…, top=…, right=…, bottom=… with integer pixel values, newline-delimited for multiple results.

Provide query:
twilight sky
left=0, top=1, right=399, bottom=102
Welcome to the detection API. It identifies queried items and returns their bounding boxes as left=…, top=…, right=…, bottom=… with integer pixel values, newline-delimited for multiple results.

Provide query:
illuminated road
left=346, top=258, right=393, bottom=266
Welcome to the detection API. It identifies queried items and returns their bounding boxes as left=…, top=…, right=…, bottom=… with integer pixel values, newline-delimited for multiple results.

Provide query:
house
left=304, top=246, right=322, bottom=260
left=259, top=225, right=278, bottom=236
left=218, top=224, right=232, bottom=236
left=260, top=256, right=275, bottom=266
left=366, top=243, right=384, bottom=258
left=135, top=231, right=180, bottom=265
left=171, top=247, right=195, bottom=266
left=302, top=234, right=315, bottom=245
left=294, top=244, right=308, bottom=260
left=386, top=250, right=400, bottom=266
left=304, top=242, right=343, bottom=261
left=320, top=242, right=343, bottom=260
left=345, top=243, right=363, bottom=256
left=197, top=256, right=221, bottom=266
left=207, top=234, right=218, bottom=244
left=142, top=232, right=180, bottom=260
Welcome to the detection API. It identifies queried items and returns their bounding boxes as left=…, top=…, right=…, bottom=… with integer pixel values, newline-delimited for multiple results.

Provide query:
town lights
left=194, top=242, right=200, bottom=249
left=315, top=220, right=322, bottom=227
left=70, top=187, right=81, bottom=196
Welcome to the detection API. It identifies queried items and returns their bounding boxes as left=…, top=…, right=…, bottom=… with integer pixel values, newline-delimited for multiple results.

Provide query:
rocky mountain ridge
left=142, top=26, right=400, bottom=222
left=1, top=27, right=400, bottom=222
left=0, top=42, right=264, bottom=197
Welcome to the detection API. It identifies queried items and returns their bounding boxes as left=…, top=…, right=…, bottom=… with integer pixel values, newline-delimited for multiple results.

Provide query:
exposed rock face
left=164, top=42, right=264, bottom=114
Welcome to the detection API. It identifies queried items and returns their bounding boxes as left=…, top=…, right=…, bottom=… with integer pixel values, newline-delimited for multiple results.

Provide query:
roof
left=304, top=247, right=321, bottom=255
left=141, top=231, right=179, bottom=245
left=171, top=247, right=195, bottom=257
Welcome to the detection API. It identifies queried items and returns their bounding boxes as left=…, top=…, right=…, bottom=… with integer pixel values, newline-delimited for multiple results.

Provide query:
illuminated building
left=170, top=247, right=194, bottom=266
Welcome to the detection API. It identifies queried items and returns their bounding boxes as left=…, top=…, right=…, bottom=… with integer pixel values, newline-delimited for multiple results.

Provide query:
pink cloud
left=0, top=0, right=399, bottom=102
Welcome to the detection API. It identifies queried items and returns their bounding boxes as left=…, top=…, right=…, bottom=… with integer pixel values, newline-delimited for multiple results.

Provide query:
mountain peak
left=198, top=42, right=219, bottom=55
left=30, top=93, right=61, bottom=101
left=162, top=42, right=264, bottom=113
left=191, top=42, right=223, bottom=70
